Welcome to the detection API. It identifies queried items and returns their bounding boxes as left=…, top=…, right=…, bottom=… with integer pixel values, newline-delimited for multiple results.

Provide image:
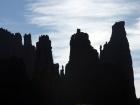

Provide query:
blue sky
left=0, top=0, right=140, bottom=97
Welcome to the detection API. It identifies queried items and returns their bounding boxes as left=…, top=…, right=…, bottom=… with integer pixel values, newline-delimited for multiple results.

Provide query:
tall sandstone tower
left=100, top=21, right=137, bottom=105
left=64, top=22, right=137, bottom=105
left=65, top=29, right=100, bottom=104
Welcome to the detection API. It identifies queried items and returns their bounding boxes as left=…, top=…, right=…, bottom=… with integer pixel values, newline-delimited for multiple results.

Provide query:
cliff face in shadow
left=0, top=29, right=60, bottom=105
left=0, top=21, right=139, bottom=105
left=65, top=29, right=100, bottom=104
left=99, top=21, right=137, bottom=104
left=64, top=21, right=137, bottom=105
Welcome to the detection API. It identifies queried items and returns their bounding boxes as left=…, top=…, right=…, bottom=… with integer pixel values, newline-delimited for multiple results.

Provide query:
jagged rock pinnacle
left=77, top=29, right=81, bottom=33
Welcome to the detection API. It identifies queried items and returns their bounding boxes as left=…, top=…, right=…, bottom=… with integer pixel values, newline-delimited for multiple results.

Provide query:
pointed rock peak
left=70, top=29, right=90, bottom=47
left=75, top=29, right=86, bottom=35
left=74, top=29, right=88, bottom=38
left=113, top=21, right=125, bottom=26
left=77, top=29, right=81, bottom=33
left=112, top=21, right=125, bottom=30
left=110, top=21, right=126, bottom=43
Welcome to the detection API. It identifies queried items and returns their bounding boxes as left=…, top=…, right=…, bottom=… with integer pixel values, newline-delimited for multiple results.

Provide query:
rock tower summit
left=65, top=29, right=99, bottom=104
left=100, top=21, right=137, bottom=105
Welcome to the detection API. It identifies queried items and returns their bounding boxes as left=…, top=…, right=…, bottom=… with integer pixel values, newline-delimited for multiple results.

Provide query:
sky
left=0, top=0, right=140, bottom=97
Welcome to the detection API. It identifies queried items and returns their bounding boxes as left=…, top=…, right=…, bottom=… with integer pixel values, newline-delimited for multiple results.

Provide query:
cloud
left=25, top=0, right=140, bottom=97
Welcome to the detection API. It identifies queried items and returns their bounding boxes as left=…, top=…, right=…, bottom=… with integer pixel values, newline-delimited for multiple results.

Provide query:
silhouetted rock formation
left=23, top=34, right=35, bottom=79
left=99, top=21, right=137, bottom=105
left=0, top=28, right=20, bottom=58
left=0, top=29, right=60, bottom=104
left=35, top=35, right=53, bottom=77
left=60, top=65, right=65, bottom=79
left=13, top=33, right=23, bottom=58
left=65, top=29, right=100, bottom=104
left=33, top=35, right=60, bottom=104
left=0, top=21, right=139, bottom=105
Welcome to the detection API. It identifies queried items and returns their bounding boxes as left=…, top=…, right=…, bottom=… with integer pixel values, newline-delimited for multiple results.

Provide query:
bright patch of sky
left=0, top=0, right=140, bottom=97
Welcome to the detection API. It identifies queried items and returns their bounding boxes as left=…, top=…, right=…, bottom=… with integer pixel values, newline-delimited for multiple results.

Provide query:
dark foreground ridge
left=0, top=21, right=139, bottom=105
